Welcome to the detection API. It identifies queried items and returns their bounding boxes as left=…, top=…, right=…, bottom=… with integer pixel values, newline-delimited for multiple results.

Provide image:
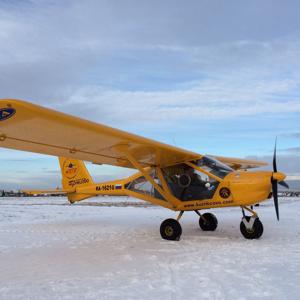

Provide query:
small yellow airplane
left=0, top=99, right=289, bottom=240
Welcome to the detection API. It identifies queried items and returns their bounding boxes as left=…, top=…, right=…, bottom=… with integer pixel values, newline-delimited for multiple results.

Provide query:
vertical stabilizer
left=59, top=157, right=94, bottom=203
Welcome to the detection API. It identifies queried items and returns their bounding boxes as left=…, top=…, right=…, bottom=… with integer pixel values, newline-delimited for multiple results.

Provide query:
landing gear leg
left=160, top=211, right=184, bottom=241
left=240, top=206, right=263, bottom=239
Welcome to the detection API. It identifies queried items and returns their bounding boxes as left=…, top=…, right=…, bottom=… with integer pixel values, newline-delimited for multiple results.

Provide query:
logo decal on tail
left=68, top=178, right=89, bottom=187
left=63, top=159, right=79, bottom=179
left=0, top=108, right=16, bottom=121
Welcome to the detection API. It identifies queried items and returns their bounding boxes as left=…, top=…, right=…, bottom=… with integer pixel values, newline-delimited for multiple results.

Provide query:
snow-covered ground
left=0, top=196, right=299, bottom=300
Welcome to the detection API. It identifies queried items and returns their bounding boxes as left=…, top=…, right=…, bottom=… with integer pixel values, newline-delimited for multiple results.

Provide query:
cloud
left=285, top=147, right=300, bottom=154
left=0, top=1, right=300, bottom=188
left=1, top=1, right=300, bottom=129
left=287, top=175, right=300, bottom=180
left=289, top=133, right=300, bottom=139
left=246, top=154, right=300, bottom=174
left=56, top=80, right=300, bottom=130
left=1, top=1, right=300, bottom=109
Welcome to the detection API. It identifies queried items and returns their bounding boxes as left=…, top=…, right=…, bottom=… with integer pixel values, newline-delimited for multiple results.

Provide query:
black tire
left=240, top=216, right=264, bottom=239
left=160, top=218, right=182, bottom=241
left=199, top=213, right=218, bottom=231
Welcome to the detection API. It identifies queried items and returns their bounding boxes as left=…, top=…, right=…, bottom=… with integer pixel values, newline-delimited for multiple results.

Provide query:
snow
left=0, top=196, right=299, bottom=300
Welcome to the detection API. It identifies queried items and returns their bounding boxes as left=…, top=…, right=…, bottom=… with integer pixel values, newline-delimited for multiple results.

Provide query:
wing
left=213, top=155, right=268, bottom=170
left=0, top=99, right=201, bottom=168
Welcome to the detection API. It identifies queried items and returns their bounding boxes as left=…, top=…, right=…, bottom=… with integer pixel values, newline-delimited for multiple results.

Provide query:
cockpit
left=126, top=156, right=234, bottom=202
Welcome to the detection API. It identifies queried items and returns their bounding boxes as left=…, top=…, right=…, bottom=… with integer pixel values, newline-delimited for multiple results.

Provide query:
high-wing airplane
left=0, top=99, right=289, bottom=240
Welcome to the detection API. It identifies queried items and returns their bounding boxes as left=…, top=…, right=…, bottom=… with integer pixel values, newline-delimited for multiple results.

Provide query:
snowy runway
left=0, top=197, right=299, bottom=299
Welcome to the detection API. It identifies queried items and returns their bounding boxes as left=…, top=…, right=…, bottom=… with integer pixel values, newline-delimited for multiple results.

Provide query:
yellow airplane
left=0, top=99, right=289, bottom=240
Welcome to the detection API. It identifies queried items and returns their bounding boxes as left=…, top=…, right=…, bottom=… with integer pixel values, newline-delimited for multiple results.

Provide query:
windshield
left=196, top=156, right=233, bottom=179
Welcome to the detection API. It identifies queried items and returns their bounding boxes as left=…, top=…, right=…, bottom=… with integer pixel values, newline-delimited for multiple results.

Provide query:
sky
left=0, top=0, right=299, bottom=189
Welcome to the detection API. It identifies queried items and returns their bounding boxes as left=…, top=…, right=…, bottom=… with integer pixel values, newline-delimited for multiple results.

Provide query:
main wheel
left=160, top=218, right=182, bottom=241
left=199, top=213, right=218, bottom=231
left=240, top=216, right=263, bottom=239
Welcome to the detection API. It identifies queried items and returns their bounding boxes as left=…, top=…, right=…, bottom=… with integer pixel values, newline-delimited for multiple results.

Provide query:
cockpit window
left=196, top=156, right=233, bottom=179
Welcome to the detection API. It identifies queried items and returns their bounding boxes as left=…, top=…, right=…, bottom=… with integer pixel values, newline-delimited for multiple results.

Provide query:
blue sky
left=0, top=0, right=300, bottom=189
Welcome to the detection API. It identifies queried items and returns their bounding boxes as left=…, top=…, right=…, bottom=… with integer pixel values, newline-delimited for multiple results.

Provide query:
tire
left=240, top=216, right=264, bottom=239
left=199, top=213, right=218, bottom=231
left=160, top=218, right=182, bottom=241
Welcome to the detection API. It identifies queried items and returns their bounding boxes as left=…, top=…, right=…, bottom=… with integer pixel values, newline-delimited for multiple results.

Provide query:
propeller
left=271, top=138, right=289, bottom=221
left=278, top=180, right=289, bottom=189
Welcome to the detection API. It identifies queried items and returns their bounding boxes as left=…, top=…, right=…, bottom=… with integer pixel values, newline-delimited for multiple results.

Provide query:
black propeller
left=271, top=176, right=279, bottom=221
left=271, top=138, right=289, bottom=221
left=278, top=180, right=289, bottom=189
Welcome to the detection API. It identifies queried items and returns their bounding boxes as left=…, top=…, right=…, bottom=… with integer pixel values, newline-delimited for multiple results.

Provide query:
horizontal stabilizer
left=22, top=188, right=75, bottom=195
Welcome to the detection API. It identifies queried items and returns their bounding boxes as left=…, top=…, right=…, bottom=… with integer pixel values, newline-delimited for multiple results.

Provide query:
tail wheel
left=160, top=218, right=182, bottom=241
left=199, top=213, right=218, bottom=231
left=240, top=216, right=263, bottom=239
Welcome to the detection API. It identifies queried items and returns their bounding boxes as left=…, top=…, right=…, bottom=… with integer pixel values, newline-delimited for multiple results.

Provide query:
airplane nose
left=272, top=172, right=286, bottom=182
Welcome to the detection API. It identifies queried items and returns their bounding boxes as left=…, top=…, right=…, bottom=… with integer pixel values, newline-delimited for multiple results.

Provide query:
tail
left=59, top=157, right=94, bottom=203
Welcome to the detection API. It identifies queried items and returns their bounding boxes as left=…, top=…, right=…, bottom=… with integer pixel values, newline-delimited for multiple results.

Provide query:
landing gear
left=199, top=213, right=218, bottom=231
left=160, top=207, right=264, bottom=240
left=160, top=211, right=184, bottom=241
left=240, top=217, right=263, bottom=239
left=240, top=206, right=264, bottom=239
left=160, top=218, right=182, bottom=241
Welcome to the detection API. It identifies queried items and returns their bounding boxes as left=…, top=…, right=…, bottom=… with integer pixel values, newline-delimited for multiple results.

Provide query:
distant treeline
left=279, top=191, right=300, bottom=197
left=0, top=190, right=65, bottom=197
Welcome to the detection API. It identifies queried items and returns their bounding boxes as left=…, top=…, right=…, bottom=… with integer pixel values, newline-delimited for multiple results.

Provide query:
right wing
left=213, top=155, right=268, bottom=170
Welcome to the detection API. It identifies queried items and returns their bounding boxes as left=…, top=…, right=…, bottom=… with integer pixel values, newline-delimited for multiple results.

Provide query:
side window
left=127, top=176, right=154, bottom=195
left=125, top=169, right=165, bottom=200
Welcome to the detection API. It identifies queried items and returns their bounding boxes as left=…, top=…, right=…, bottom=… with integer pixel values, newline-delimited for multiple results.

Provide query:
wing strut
left=116, top=145, right=180, bottom=208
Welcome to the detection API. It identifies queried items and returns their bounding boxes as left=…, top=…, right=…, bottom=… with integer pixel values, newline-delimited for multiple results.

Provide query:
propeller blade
left=278, top=181, right=289, bottom=189
left=272, top=179, right=279, bottom=221
left=273, top=137, right=277, bottom=173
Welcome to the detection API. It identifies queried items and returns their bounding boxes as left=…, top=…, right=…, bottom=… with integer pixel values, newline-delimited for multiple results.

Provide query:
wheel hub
left=245, top=227, right=255, bottom=234
left=165, top=226, right=174, bottom=236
